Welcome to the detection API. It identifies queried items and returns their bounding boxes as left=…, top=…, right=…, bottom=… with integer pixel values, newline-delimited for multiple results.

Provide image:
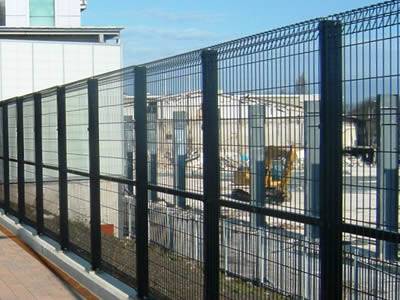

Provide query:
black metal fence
left=0, top=1, right=400, bottom=299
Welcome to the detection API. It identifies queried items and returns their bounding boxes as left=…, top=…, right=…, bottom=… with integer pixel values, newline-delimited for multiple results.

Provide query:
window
left=30, top=0, right=55, bottom=26
left=0, top=0, right=5, bottom=26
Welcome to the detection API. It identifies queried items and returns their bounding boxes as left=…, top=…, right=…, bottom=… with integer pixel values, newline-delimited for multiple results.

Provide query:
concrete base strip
left=0, top=210, right=137, bottom=300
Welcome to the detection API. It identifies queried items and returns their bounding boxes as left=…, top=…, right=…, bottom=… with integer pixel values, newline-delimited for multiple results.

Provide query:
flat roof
left=0, top=26, right=123, bottom=35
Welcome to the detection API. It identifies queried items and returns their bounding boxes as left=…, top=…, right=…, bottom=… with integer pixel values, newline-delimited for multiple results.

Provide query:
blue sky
left=82, top=0, right=381, bottom=66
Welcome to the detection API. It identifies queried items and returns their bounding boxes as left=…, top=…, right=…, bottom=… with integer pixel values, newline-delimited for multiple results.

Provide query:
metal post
left=57, top=86, right=69, bottom=250
left=17, top=98, right=25, bottom=221
left=248, top=104, right=266, bottom=284
left=304, top=101, right=320, bottom=239
left=257, top=228, right=265, bottom=283
left=304, top=101, right=319, bottom=298
left=2, top=105, right=9, bottom=213
left=134, top=66, right=149, bottom=298
left=88, top=79, right=101, bottom=270
left=319, top=20, right=343, bottom=300
left=125, top=115, right=134, bottom=196
left=122, top=115, right=134, bottom=238
left=148, top=102, right=157, bottom=202
left=376, top=94, right=399, bottom=260
left=173, top=111, right=187, bottom=208
left=34, top=93, right=44, bottom=234
left=249, top=105, right=266, bottom=228
left=353, top=254, right=359, bottom=300
left=201, top=49, right=219, bottom=300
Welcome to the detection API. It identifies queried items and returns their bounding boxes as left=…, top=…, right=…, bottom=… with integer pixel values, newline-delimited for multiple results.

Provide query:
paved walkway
left=0, top=227, right=83, bottom=300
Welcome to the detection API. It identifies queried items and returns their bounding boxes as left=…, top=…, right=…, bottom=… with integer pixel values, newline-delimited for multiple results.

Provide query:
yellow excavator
left=231, top=146, right=297, bottom=204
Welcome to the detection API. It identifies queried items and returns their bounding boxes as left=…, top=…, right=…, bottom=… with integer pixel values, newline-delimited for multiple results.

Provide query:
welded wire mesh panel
left=220, top=209, right=320, bottom=299
left=214, top=21, right=320, bottom=218
left=98, top=68, right=134, bottom=179
left=43, top=168, right=59, bottom=236
left=145, top=53, right=204, bottom=299
left=146, top=52, right=203, bottom=201
left=23, top=98, right=35, bottom=164
left=327, top=1, right=400, bottom=298
left=41, top=90, right=59, bottom=235
left=42, top=91, right=58, bottom=167
left=65, top=82, right=89, bottom=173
left=211, top=18, right=321, bottom=299
left=333, top=0, right=400, bottom=231
left=148, top=194, right=204, bottom=300
left=342, top=232, right=400, bottom=299
left=23, top=98, right=36, bottom=222
left=68, top=174, right=91, bottom=261
left=8, top=103, right=18, bottom=212
left=9, top=161, right=18, bottom=212
left=97, top=68, right=137, bottom=286
left=100, top=179, right=136, bottom=287
left=24, top=164, right=36, bottom=223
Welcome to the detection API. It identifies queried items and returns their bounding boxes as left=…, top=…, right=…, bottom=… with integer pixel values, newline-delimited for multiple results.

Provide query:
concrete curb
left=0, top=210, right=137, bottom=300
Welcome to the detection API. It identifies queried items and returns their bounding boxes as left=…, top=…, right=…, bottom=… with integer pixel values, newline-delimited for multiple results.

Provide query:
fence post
left=57, top=86, right=69, bottom=250
left=123, top=115, right=134, bottom=238
left=34, top=93, right=44, bottom=234
left=88, top=79, right=101, bottom=270
left=319, top=20, right=343, bottom=300
left=2, top=104, right=9, bottom=213
left=376, top=94, right=399, bottom=260
left=173, top=111, right=187, bottom=208
left=147, top=101, right=157, bottom=202
left=201, top=49, right=220, bottom=300
left=134, top=66, right=149, bottom=298
left=249, top=104, right=266, bottom=228
left=304, top=101, right=320, bottom=239
left=17, top=98, right=25, bottom=221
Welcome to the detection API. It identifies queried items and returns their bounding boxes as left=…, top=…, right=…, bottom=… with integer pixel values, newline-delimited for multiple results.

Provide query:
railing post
left=88, top=79, right=101, bottom=270
left=2, top=104, right=9, bottom=213
left=134, top=66, right=149, bottom=298
left=201, top=49, right=220, bottom=300
left=57, top=86, right=69, bottom=250
left=319, top=20, right=343, bottom=300
left=17, top=98, right=25, bottom=221
left=34, top=93, right=44, bottom=234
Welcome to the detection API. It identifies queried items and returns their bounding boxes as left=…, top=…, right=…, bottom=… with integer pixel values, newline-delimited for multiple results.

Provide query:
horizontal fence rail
left=0, top=1, right=400, bottom=299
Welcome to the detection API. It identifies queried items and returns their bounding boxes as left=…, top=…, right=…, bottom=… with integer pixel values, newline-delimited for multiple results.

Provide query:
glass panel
left=30, top=0, right=54, bottom=26
left=0, top=0, right=5, bottom=26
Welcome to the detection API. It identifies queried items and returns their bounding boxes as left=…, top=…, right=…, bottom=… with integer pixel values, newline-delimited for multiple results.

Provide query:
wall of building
left=5, top=0, right=81, bottom=27
left=55, top=0, right=80, bottom=27
left=5, top=0, right=28, bottom=26
left=0, top=39, right=121, bottom=100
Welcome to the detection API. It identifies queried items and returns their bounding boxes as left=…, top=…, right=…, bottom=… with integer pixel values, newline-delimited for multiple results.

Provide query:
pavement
left=0, top=226, right=91, bottom=300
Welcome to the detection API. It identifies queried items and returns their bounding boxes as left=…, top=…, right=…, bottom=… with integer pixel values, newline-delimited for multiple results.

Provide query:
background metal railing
left=0, top=1, right=400, bottom=299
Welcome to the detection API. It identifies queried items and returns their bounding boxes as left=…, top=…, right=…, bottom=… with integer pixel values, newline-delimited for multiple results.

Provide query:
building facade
left=0, top=0, right=124, bottom=237
left=1, top=0, right=86, bottom=27
left=0, top=0, right=122, bottom=100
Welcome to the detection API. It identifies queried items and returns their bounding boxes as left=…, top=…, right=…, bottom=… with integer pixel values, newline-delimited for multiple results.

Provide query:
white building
left=0, top=0, right=122, bottom=100
left=0, top=0, right=125, bottom=237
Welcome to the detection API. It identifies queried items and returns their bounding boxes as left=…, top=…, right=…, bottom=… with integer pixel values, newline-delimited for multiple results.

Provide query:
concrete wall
left=0, top=39, right=121, bottom=100
left=23, top=180, right=122, bottom=237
